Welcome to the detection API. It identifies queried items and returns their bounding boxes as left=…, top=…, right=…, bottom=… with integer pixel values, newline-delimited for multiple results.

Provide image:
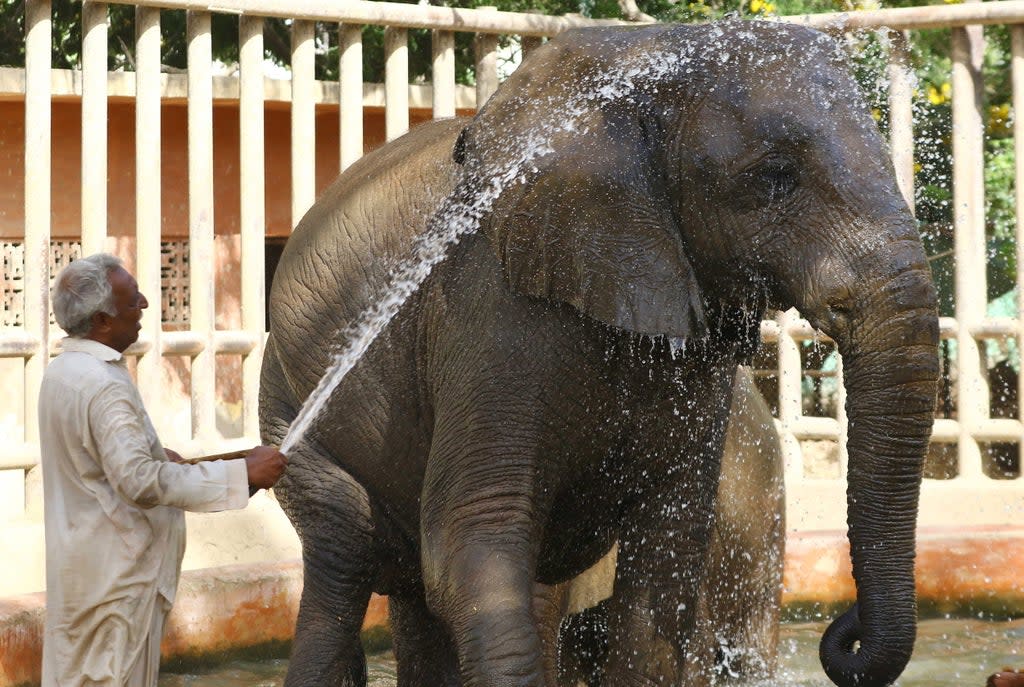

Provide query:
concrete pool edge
left=2, top=526, right=1022, bottom=686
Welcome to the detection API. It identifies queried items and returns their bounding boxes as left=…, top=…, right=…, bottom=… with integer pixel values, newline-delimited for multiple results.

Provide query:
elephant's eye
left=748, top=156, right=799, bottom=205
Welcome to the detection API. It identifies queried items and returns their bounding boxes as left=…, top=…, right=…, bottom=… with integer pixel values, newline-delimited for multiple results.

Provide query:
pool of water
left=158, top=617, right=1023, bottom=686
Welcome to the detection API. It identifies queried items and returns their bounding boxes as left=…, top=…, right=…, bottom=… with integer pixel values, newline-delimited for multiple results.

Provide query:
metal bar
left=81, top=1, right=108, bottom=255
left=135, top=5, right=163, bottom=415
left=187, top=10, right=217, bottom=441
left=384, top=26, right=409, bottom=141
left=432, top=29, right=456, bottom=119
left=951, top=20, right=988, bottom=479
left=887, top=29, right=915, bottom=213
left=101, top=0, right=1024, bottom=34
left=24, top=0, right=52, bottom=456
left=240, top=13, right=265, bottom=438
left=339, top=23, right=363, bottom=171
left=291, top=19, right=316, bottom=227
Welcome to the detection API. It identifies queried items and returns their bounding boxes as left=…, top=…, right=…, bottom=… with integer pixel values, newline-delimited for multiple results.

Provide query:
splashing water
left=279, top=44, right=691, bottom=455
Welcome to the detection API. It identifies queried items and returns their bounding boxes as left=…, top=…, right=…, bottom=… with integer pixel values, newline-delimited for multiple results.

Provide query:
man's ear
left=90, top=311, right=112, bottom=334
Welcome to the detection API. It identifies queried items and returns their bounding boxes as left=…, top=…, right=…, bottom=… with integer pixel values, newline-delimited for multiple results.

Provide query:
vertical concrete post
left=22, top=0, right=52, bottom=517
left=835, top=352, right=848, bottom=477
left=24, top=0, right=51, bottom=449
left=291, top=19, right=316, bottom=228
left=81, top=1, right=108, bottom=256
left=240, top=15, right=266, bottom=439
left=339, top=23, right=363, bottom=171
left=474, top=8, right=499, bottom=109
left=432, top=29, right=456, bottom=119
left=187, top=10, right=216, bottom=443
left=887, top=29, right=915, bottom=214
left=951, top=20, right=988, bottom=479
left=1012, top=25, right=1024, bottom=474
left=135, top=6, right=163, bottom=415
left=385, top=27, right=409, bottom=141
left=777, top=309, right=805, bottom=482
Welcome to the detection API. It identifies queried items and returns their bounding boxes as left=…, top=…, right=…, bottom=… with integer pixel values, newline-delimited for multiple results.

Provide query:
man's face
left=98, top=266, right=149, bottom=352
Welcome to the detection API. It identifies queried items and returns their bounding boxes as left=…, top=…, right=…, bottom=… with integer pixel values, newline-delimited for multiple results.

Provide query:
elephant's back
left=270, top=117, right=468, bottom=395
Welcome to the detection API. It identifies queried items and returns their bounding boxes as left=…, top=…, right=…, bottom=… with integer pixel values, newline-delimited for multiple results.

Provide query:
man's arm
left=179, top=446, right=288, bottom=494
left=89, top=385, right=284, bottom=511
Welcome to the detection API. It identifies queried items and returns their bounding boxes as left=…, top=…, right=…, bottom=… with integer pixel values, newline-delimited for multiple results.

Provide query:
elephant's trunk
left=815, top=243, right=940, bottom=687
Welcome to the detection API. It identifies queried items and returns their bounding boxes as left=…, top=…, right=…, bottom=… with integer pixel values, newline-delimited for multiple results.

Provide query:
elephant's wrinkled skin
left=261, top=21, right=939, bottom=687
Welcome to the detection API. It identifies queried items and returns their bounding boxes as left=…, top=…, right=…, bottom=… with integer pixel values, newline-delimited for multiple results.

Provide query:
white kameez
left=38, top=337, right=250, bottom=687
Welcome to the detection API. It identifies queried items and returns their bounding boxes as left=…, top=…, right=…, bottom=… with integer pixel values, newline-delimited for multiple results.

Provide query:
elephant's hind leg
left=281, top=456, right=380, bottom=687
left=261, top=338, right=379, bottom=686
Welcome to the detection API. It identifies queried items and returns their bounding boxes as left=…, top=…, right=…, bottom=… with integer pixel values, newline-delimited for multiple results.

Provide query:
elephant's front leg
left=420, top=435, right=551, bottom=686
left=604, top=368, right=736, bottom=687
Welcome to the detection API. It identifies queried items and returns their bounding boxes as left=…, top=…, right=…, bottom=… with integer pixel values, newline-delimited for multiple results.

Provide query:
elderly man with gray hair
left=38, top=252, right=287, bottom=687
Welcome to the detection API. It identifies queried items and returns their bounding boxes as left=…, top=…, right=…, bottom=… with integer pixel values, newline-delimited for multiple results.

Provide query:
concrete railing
left=2, top=0, right=1024, bottom=597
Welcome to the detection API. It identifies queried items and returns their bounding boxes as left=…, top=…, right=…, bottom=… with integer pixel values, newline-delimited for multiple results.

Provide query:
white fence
left=3, top=0, right=1024, bottom=549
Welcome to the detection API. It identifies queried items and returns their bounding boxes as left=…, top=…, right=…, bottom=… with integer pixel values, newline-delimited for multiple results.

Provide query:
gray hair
left=52, top=253, right=123, bottom=337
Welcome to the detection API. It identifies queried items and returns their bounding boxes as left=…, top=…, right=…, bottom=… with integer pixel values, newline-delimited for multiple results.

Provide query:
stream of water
left=159, top=617, right=1023, bottom=687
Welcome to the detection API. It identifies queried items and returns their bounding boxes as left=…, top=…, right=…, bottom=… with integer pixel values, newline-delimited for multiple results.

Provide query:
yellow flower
left=914, top=162, right=922, bottom=174
left=927, top=82, right=951, bottom=106
left=750, top=0, right=775, bottom=14
left=988, top=102, right=1012, bottom=136
left=871, top=108, right=882, bottom=122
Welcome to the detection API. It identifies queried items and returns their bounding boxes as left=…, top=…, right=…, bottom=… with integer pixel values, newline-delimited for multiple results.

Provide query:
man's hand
left=244, top=445, right=288, bottom=491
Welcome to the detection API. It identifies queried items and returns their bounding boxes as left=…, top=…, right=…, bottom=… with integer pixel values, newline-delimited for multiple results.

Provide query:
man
left=38, top=253, right=288, bottom=687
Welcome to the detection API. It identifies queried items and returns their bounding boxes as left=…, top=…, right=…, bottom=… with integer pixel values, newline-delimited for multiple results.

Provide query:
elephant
left=260, top=19, right=940, bottom=687
left=556, top=365, right=785, bottom=686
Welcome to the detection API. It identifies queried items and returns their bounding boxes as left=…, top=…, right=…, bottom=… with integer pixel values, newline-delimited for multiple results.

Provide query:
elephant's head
left=452, top=21, right=939, bottom=687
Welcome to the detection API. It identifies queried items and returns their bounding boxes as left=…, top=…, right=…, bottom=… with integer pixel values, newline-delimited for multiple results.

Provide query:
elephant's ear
left=481, top=108, right=706, bottom=340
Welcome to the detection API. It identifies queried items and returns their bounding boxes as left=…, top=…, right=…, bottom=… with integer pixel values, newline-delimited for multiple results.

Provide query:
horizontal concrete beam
left=0, top=66, right=478, bottom=110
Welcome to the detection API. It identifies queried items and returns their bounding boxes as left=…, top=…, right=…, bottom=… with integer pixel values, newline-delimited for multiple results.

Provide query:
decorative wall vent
left=160, top=240, right=190, bottom=329
left=1, top=241, right=26, bottom=327
left=0, top=241, right=189, bottom=328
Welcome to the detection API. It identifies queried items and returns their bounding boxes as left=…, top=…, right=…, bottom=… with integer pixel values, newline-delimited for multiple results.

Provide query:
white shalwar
left=38, top=337, right=250, bottom=687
